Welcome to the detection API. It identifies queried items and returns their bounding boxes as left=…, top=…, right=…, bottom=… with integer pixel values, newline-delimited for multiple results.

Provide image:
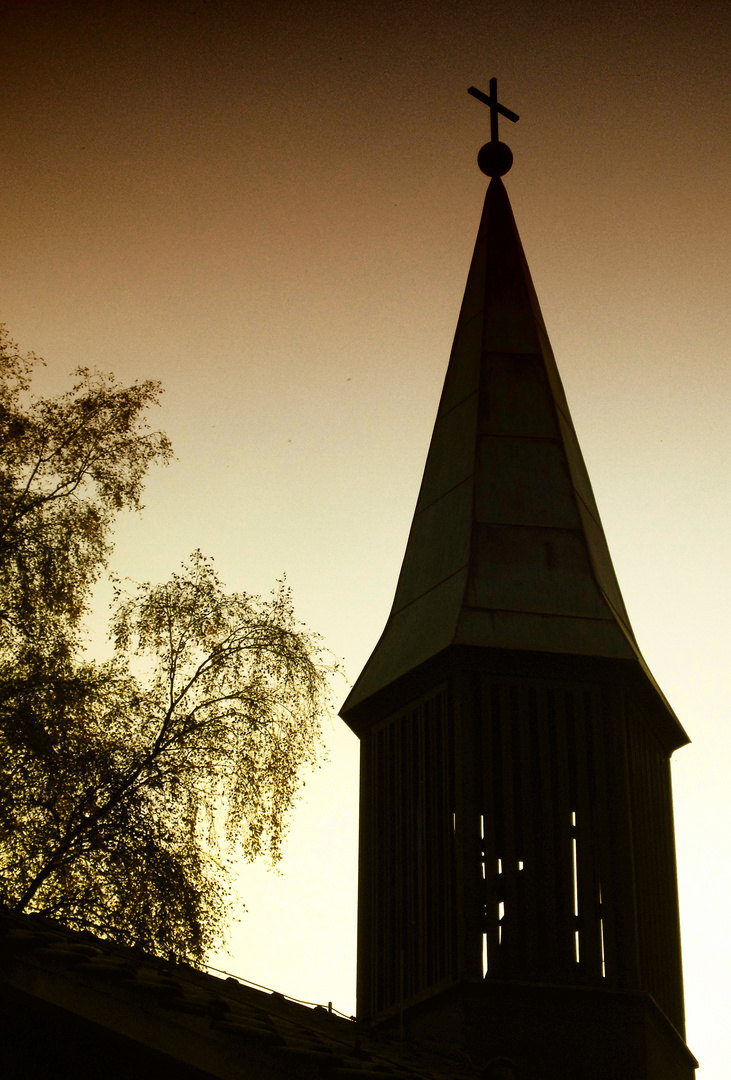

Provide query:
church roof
left=342, top=170, right=683, bottom=735
left=0, top=910, right=478, bottom=1079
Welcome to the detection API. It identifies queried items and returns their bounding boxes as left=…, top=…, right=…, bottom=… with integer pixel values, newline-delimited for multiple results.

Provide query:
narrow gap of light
left=599, top=918, right=606, bottom=978
left=571, top=810, right=579, bottom=918
left=482, top=932, right=488, bottom=977
left=571, top=808, right=580, bottom=963
left=497, top=858, right=502, bottom=874
left=518, top=860, right=524, bottom=871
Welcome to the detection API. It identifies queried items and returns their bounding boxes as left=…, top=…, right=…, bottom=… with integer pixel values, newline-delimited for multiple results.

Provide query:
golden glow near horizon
left=1, top=1, right=729, bottom=1073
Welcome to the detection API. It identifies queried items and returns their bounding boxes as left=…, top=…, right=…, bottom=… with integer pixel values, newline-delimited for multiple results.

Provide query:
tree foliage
left=0, top=325, right=172, bottom=659
left=0, top=328, right=332, bottom=963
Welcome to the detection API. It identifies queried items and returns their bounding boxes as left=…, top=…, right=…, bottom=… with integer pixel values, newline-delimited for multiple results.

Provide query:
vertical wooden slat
left=551, top=687, right=576, bottom=977
left=625, top=707, right=685, bottom=1033
left=480, top=675, right=500, bottom=975
left=589, top=690, right=613, bottom=984
left=518, top=684, right=538, bottom=977
left=572, top=690, right=601, bottom=980
left=608, top=692, right=641, bottom=991
left=498, top=684, right=518, bottom=971
left=535, top=683, right=559, bottom=978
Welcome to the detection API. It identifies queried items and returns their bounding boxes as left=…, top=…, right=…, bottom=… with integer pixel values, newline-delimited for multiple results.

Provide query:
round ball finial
left=477, top=141, right=513, bottom=177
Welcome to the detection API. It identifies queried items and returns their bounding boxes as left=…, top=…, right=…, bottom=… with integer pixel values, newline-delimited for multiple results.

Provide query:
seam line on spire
left=392, top=566, right=469, bottom=614
left=459, top=603, right=619, bottom=624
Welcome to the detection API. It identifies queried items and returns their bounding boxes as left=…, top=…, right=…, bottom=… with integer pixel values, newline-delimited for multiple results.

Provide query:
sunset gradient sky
left=1, top=1, right=729, bottom=1074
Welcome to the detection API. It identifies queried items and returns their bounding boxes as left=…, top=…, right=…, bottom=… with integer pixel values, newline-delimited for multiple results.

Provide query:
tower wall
left=354, top=649, right=686, bottom=1038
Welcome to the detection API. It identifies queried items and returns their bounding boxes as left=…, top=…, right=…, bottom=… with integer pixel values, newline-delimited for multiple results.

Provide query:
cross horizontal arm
left=468, top=85, right=519, bottom=124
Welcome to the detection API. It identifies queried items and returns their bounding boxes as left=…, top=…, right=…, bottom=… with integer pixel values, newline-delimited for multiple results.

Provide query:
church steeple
left=343, top=95, right=679, bottom=731
left=342, top=86, right=696, bottom=1079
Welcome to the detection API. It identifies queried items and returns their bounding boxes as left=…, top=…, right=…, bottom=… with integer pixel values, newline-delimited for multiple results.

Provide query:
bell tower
left=340, top=83, right=697, bottom=1079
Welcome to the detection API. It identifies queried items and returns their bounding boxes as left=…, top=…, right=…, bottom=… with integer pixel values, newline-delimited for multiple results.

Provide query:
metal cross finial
left=468, top=78, right=519, bottom=142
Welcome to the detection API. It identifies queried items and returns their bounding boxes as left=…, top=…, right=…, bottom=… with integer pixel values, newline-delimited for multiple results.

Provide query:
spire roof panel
left=342, top=174, right=682, bottom=734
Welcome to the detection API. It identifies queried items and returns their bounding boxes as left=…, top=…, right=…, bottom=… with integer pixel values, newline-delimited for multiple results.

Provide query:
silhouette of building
left=340, top=84, right=697, bottom=1080
left=1, top=85, right=697, bottom=1079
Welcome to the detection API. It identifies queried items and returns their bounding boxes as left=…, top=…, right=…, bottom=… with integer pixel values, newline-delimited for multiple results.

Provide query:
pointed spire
left=342, top=134, right=684, bottom=739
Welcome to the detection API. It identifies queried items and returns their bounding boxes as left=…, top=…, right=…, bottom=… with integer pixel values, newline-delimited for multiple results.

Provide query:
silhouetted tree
left=0, top=328, right=331, bottom=963
left=0, top=326, right=172, bottom=660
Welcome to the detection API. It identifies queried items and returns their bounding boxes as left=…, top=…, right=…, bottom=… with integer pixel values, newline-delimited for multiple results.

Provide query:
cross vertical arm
left=489, top=77, right=499, bottom=142
left=468, top=79, right=519, bottom=142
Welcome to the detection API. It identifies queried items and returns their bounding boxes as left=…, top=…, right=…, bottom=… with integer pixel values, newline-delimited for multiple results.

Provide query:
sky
left=1, top=0, right=729, bottom=1072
